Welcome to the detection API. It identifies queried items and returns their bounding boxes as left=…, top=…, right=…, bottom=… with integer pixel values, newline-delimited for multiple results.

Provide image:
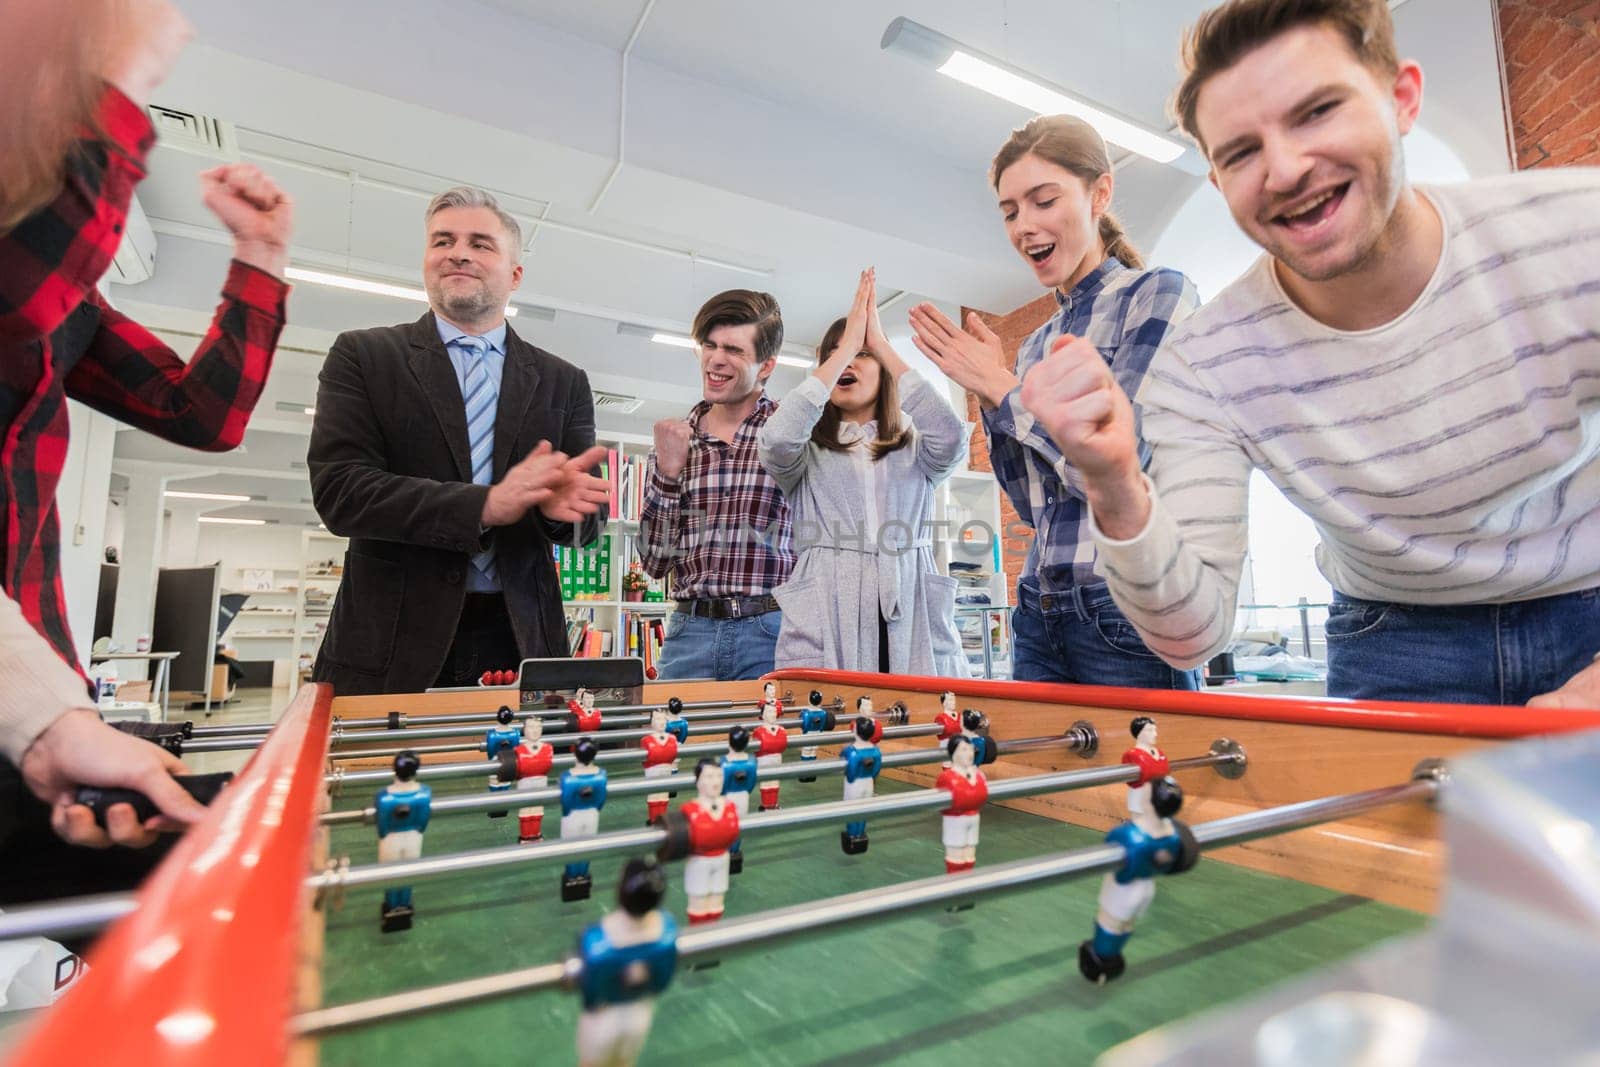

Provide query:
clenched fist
left=201, top=164, right=294, bottom=281
left=1019, top=333, right=1151, bottom=537
left=652, top=418, right=693, bottom=480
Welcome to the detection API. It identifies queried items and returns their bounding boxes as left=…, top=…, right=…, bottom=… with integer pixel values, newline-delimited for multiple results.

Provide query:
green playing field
left=314, top=771, right=1425, bottom=1066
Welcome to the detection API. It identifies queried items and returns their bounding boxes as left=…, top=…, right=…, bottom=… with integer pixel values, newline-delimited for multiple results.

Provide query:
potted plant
left=622, top=563, right=649, bottom=602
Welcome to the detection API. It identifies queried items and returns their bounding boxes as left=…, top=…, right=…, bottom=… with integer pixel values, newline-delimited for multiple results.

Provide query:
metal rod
left=181, top=693, right=830, bottom=741
left=187, top=722, right=276, bottom=739
left=293, top=771, right=1436, bottom=1039
left=324, top=724, right=940, bottom=791
left=0, top=893, right=140, bottom=942
left=309, top=750, right=1234, bottom=893
left=322, top=714, right=808, bottom=751
left=320, top=729, right=1093, bottom=827
left=345, top=694, right=842, bottom=732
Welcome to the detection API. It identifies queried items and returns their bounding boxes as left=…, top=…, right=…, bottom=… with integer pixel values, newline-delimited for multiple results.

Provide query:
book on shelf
left=554, top=532, right=615, bottom=600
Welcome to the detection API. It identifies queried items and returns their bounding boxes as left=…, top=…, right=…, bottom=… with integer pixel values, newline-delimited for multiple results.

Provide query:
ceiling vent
left=146, top=105, right=240, bottom=160
left=592, top=389, right=644, bottom=414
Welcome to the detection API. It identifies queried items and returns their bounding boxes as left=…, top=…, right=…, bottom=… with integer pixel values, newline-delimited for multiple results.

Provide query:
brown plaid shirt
left=638, top=394, right=794, bottom=599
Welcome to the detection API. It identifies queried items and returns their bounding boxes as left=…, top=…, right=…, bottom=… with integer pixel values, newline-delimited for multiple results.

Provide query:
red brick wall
left=960, top=294, right=1056, bottom=595
left=1499, top=0, right=1600, bottom=169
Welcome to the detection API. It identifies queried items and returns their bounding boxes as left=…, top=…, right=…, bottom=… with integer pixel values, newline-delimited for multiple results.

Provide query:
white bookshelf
left=220, top=568, right=302, bottom=663
left=290, top=530, right=348, bottom=693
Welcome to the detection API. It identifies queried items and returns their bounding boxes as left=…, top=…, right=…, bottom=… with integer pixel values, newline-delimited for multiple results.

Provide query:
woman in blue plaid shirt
left=910, top=116, right=1203, bottom=689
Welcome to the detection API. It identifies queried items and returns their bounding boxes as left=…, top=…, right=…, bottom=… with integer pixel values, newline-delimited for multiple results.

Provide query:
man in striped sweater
left=1020, top=0, right=1600, bottom=707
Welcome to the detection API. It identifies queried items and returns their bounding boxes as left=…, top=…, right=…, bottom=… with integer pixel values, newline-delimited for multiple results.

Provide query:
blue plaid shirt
left=981, top=258, right=1198, bottom=594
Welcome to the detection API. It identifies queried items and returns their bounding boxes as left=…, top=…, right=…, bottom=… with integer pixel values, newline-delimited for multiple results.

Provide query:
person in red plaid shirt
left=1, top=0, right=293, bottom=896
left=639, top=290, right=795, bottom=681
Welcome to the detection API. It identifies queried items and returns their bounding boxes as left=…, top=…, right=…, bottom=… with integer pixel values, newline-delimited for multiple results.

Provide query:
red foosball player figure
left=757, top=680, right=783, bottom=720
left=935, top=735, right=989, bottom=873
left=640, top=707, right=681, bottom=826
left=750, top=698, right=789, bottom=810
left=657, top=759, right=740, bottom=924
left=564, top=687, right=603, bottom=734
left=1122, top=716, right=1169, bottom=816
left=934, top=690, right=961, bottom=749
left=514, top=714, right=555, bottom=843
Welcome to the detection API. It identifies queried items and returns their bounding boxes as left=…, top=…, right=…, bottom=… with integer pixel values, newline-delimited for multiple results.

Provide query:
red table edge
left=764, top=669, right=1600, bottom=738
left=9, top=682, right=333, bottom=1067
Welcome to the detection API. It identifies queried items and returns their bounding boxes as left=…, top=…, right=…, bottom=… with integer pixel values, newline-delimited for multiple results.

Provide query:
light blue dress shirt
left=436, top=317, right=509, bottom=593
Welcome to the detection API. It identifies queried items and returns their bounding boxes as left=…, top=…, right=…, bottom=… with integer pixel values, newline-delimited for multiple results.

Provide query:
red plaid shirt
left=639, top=394, right=794, bottom=599
left=0, top=87, right=288, bottom=672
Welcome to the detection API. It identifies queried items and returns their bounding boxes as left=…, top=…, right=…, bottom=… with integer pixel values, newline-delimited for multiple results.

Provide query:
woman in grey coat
left=758, top=269, right=970, bottom=677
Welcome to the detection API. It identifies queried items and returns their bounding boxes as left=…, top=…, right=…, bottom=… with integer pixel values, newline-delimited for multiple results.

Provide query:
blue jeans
left=1011, top=583, right=1202, bottom=689
left=656, top=610, right=782, bottom=682
left=1325, top=587, right=1600, bottom=704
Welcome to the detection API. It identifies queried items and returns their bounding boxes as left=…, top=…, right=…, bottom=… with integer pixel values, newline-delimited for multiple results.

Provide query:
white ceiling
left=106, top=0, right=1509, bottom=525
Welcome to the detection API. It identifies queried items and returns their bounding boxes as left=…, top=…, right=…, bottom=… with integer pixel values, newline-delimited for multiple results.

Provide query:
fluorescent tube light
left=197, top=516, right=267, bottom=526
left=881, top=17, right=1189, bottom=167
left=166, top=490, right=252, bottom=502
left=285, top=266, right=520, bottom=317
left=649, top=332, right=697, bottom=349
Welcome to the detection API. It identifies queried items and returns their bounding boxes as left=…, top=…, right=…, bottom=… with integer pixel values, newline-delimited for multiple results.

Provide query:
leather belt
left=675, top=595, right=780, bottom=620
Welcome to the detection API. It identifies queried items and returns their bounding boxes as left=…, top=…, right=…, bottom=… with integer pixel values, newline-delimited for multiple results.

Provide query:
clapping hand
left=907, top=304, right=1018, bottom=408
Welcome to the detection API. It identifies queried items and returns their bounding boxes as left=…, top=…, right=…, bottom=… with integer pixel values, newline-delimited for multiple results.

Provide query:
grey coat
left=757, top=369, right=970, bottom=677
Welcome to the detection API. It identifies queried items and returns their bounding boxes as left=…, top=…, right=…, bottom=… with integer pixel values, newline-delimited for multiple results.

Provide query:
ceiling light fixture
left=880, top=17, right=1194, bottom=169
left=197, top=516, right=268, bottom=526
left=618, top=322, right=811, bottom=368
left=166, top=490, right=252, bottom=503
left=283, top=266, right=561, bottom=319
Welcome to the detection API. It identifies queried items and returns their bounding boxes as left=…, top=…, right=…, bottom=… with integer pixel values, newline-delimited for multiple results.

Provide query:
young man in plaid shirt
left=639, top=290, right=795, bottom=681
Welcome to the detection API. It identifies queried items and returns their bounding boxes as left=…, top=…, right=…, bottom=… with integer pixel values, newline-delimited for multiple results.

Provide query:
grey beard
left=440, top=289, right=497, bottom=321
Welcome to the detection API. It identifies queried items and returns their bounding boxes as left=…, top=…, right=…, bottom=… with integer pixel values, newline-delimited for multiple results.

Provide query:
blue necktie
left=457, top=336, right=498, bottom=583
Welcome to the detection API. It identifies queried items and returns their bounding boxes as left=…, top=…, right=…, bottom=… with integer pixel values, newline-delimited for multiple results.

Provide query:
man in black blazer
left=308, top=186, right=608, bottom=695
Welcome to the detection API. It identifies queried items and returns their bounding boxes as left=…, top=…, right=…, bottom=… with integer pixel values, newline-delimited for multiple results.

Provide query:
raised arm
left=984, top=270, right=1198, bottom=498
left=1022, top=334, right=1253, bottom=669
left=64, top=266, right=286, bottom=449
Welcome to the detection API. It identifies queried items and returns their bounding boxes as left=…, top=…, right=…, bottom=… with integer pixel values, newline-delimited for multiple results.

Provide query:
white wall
left=184, top=524, right=311, bottom=586
left=57, top=403, right=118, bottom=668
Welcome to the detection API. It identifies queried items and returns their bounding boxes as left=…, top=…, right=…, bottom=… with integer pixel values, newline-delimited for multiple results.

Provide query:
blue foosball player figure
left=561, top=738, right=609, bottom=902
left=840, top=711, right=882, bottom=855
left=574, top=856, right=678, bottom=1067
left=484, top=705, right=523, bottom=818
left=960, top=708, right=993, bottom=766
left=375, top=750, right=432, bottom=933
left=1079, top=775, right=1199, bottom=983
left=720, top=726, right=757, bottom=875
left=797, top=690, right=835, bottom=783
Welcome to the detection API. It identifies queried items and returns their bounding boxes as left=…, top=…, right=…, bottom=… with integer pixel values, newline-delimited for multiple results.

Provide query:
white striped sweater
left=1092, top=169, right=1600, bottom=668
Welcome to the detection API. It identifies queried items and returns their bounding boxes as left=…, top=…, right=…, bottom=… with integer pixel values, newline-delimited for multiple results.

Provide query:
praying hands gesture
left=818, top=269, right=909, bottom=389
left=908, top=303, right=1017, bottom=408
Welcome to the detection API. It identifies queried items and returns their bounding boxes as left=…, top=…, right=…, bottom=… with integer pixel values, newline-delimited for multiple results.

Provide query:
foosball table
left=6, top=663, right=1598, bottom=1066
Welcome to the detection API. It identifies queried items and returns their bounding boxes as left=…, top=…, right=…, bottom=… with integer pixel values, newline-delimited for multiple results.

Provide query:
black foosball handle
left=75, top=771, right=234, bottom=828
